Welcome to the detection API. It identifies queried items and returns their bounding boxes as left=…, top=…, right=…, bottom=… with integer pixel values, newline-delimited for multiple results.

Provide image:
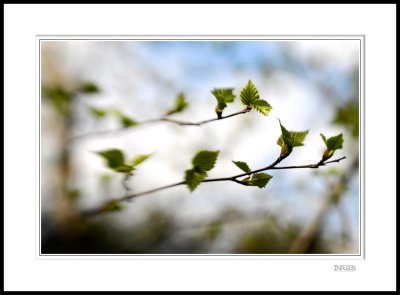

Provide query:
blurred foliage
left=333, top=101, right=359, bottom=138
left=89, top=106, right=108, bottom=119
left=165, top=93, right=188, bottom=115
left=235, top=220, right=300, bottom=254
left=42, top=82, right=99, bottom=117
left=67, top=189, right=81, bottom=201
left=114, top=110, right=138, bottom=128
left=79, top=82, right=99, bottom=94
left=41, top=206, right=336, bottom=254
left=43, top=85, right=73, bottom=116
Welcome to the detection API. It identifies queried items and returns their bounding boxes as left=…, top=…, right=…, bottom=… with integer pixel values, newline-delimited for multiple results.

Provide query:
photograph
left=40, top=37, right=361, bottom=255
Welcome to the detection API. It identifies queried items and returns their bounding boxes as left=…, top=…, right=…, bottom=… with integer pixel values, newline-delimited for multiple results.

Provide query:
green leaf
left=291, top=130, right=310, bottom=147
left=79, top=82, right=99, bottom=93
left=249, top=173, right=273, bottom=188
left=277, top=120, right=293, bottom=147
left=233, top=160, right=251, bottom=173
left=184, top=150, right=219, bottom=192
left=131, top=154, right=152, bottom=167
left=97, top=149, right=125, bottom=169
left=277, top=120, right=309, bottom=148
left=320, top=133, right=327, bottom=145
left=321, top=133, right=344, bottom=151
left=185, top=169, right=207, bottom=192
left=240, top=80, right=260, bottom=106
left=115, top=110, right=138, bottom=128
left=192, top=150, right=220, bottom=172
left=252, top=99, right=272, bottom=116
left=89, top=106, right=107, bottom=119
left=166, top=93, right=188, bottom=115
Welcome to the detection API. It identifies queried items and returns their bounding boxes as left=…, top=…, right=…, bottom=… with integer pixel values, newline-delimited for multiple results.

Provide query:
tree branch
left=69, top=108, right=251, bottom=142
left=81, top=156, right=346, bottom=218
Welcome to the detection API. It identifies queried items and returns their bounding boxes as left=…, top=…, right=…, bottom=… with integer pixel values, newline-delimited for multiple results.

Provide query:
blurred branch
left=82, top=156, right=346, bottom=218
left=69, top=108, right=251, bottom=142
left=288, top=159, right=358, bottom=254
left=160, top=108, right=251, bottom=126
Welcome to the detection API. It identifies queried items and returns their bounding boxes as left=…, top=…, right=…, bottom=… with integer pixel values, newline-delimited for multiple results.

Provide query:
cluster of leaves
left=90, top=80, right=345, bottom=209
left=232, top=161, right=273, bottom=188
left=179, top=120, right=343, bottom=192
left=240, top=80, right=272, bottom=116
left=210, top=80, right=272, bottom=118
left=184, top=150, right=220, bottom=192
left=96, top=149, right=152, bottom=176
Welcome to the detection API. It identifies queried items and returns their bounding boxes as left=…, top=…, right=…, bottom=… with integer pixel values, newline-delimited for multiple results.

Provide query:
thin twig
left=81, top=156, right=346, bottom=218
left=69, top=109, right=251, bottom=142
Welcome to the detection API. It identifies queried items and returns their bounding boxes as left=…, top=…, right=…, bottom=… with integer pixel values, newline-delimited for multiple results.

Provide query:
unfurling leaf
left=248, top=173, right=273, bottom=188
left=320, top=133, right=344, bottom=161
left=166, top=93, right=188, bottom=115
left=233, top=160, right=251, bottom=173
left=184, top=150, right=220, bottom=192
left=97, top=149, right=125, bottom=169
left=79, top=82, right=99, bottom=93
left=185, top=169, right=207, bottom=192
left=240, top=80, right=260, bottom=106
left=89, top=106, right=107, bottom=119
left=130, top=154, right=152, bottom=167
left=192, top=150, right=220, bottom=172
left=277, top=120, right=309, bottom=157
left=320, top=133, right=344, bottom=151
left=212, top=88, right=235, bottom=117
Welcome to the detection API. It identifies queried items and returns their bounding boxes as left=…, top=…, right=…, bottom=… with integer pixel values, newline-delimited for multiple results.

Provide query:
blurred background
left=40, top=39, right=360, bottom=254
